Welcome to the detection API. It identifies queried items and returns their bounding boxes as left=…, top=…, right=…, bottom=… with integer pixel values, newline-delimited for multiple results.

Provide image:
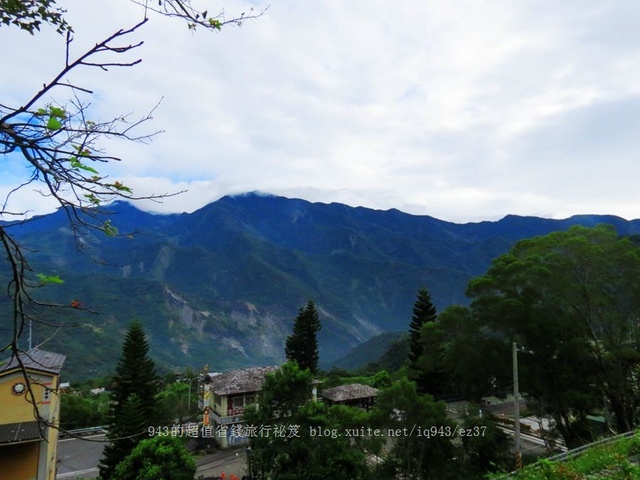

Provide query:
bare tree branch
left=1, top=0, right=266, bottom=444
left=134, top=0, right=269, bottom=32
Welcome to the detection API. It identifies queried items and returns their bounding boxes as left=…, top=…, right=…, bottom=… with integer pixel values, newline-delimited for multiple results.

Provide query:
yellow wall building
left=0, top=349, right=66, bottom=480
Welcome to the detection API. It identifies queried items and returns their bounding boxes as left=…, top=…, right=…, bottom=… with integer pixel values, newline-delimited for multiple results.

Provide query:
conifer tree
left=408, top=288, right=437, bottom=367
left=99, top=321, right=160, bottom=479
left=99, top=394, right=148, bottom=479
left=285, top=300, right=322, bottom=375
left=408, top=288, right=449, bottom=396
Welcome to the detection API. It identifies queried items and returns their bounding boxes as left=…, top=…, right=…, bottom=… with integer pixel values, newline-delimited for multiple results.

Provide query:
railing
left=496, top=429, right=638, bottom=478
left=227, top=406, right=245, bottom=416
left=59, top=426, right=107, bottom=438
left=544, top=429, right=636, bottom=463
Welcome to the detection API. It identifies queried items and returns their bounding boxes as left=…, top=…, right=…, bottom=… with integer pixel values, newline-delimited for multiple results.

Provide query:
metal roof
left=321, top=383, right=379, bottom=402
left=209, top=366, right=278, bottom=396
left=0, top=421, right=44, bottom=444
left=0, top=348, right=66, bottom=376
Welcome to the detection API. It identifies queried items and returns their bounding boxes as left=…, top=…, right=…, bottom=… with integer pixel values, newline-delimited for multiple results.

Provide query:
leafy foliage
left=371, top=377, right=457, bottom=479
left=0, top=0, right=71, bottom=34
left=111, top=435, right=196, bottom=480
left=440, top=225, right=640, bottom=447
left=459, top=415, right=512, bottom=476
left=437, top=305, right=511, bottom=401
left=492, top=433, right=640, bottom=480
left=254, top=361, right=314, bottom=419
left=244, top=362, right=369, bottom=479
left=60, top=392, right=109, bottom=430
left=156, top=381, right=192, bottom=425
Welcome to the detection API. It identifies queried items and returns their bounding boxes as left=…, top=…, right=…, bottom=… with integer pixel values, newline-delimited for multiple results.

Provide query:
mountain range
left=2, top=192, right=639, bottom=380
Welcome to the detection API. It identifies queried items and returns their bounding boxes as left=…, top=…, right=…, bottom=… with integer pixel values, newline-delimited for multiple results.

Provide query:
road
left=195, top=448, right=249, bottom=479
left=56, top=435, right=248, bottom=479
left=57, top=434, right=106, bottom=479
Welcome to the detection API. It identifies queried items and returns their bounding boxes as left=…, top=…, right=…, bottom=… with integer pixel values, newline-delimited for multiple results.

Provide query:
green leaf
left=84, top=193, right=101, bottom=206
left=103, top=220, right=119, bottom=237
left=46, top=116, right=62, bottom=130
left=49, top=106, right=67, bottom=118
left=70, top=158, right=99, bottom=174
left=109, top=181, right=133, bottom=193
left=36, top=273, right=64, bottom=285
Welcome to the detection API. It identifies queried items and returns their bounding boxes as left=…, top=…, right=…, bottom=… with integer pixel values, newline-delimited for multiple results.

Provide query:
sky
left=2, top=0, right=640, bottom=223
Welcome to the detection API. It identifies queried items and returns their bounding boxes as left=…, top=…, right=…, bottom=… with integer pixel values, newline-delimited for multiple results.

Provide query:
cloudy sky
left=2, top=0, right=640, bottom=223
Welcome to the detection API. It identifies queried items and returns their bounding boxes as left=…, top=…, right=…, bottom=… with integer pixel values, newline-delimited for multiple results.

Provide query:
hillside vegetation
left=3, top=193, right=640, bottom=379
left=496, top=432, right=640, bottom=479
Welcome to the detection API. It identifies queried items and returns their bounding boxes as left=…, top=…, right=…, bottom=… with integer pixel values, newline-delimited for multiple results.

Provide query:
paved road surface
left=195, top=448, right=249, bottom=479
left=56, top=435, right=247, bottom=479
left=57, top=434, right=106, bottom=479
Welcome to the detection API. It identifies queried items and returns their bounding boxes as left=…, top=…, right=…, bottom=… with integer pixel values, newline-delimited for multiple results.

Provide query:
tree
left=156, top=381, right=190, bottom=425
left=244, top=362, right=369, bottom=479
left=253, top=361, right=313, bottom=420
left=100, top=393, right=149, bottom=480
left=457, top=225, right=640, bottom=446
left=99, top=320, right=161, bottom=479
left=111, top=435, right=196, bottom=480
left=285, top=300, right=322, bottom=375
left=408, top=288, right=449, bottom=396
left=437, top=305, right=511, bottom=402
left=0, top=0, right=265, bottom=429
left=0, top=0, right=265, bottom=457
left=60, top=391, right=109, bottom=430
left=408, top=288, right=438, bottom=366
left=371, top=377, right=456, bottom=479
left=0, top=0, right=71, bottom=34
left=459, top=415, right=512, bottom=477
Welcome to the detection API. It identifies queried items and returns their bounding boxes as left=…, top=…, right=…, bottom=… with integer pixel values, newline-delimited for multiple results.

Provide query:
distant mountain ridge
left=2, top=192, right=639, bottom=379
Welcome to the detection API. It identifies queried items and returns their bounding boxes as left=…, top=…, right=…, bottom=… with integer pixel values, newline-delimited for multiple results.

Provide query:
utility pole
left=513, top=341, right=522, bottom=469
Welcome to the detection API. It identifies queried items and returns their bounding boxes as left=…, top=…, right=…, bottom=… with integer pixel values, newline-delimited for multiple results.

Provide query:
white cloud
left=2, top=0, right=640, bottom=223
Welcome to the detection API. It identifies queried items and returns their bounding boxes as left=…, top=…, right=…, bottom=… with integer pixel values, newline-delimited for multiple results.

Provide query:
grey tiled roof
left=321, top=383, right=379, bottom=402
left=0, top=348, right=66, bottom=375
left=209, top=366, right=278, bottom=396
left=0, top=421, right=44, bottom=444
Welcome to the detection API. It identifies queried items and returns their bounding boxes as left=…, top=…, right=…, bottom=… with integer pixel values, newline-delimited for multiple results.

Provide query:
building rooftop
left=321, top=383, right=379, bottom=402
left=0, top=421, right=44, bottom=444
left=209, top=366, right=278, bottom=396
left=0, top=348, right=66, bottom=376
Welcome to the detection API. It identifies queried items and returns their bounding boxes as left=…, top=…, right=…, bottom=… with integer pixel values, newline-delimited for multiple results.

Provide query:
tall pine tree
left=285, top=300, right=322, bottom=375
left=99, top=320, right=161, bottom=479
left=408, top=288, right=449, bottom=397
left=408, top=288, right=437, bottom=367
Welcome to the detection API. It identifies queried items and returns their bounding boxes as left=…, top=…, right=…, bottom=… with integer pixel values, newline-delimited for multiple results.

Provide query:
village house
left=202, top=366, right=278, bottom=448
left=320, top=383, right=379, bottom=411
left=0, top=349, right=66, bottom=480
